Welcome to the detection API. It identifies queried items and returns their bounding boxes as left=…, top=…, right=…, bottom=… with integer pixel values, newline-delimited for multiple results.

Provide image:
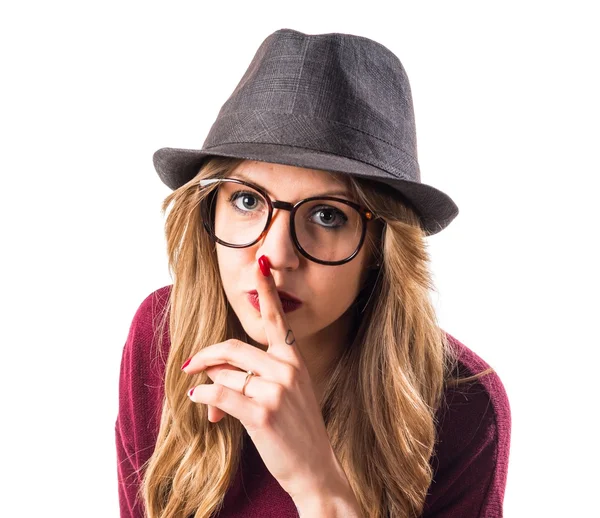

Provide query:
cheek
left=217, top=245, right=250, bottom=268
left=216, top=248, right=243, bottom=293
left=309, top=264, right=364, bottom=310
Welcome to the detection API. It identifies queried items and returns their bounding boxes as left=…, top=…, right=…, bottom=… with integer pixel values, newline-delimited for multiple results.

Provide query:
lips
left=247, top=290, right=302, bottom=313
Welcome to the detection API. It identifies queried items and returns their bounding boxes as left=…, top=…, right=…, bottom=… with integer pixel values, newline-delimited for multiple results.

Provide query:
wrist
left=295, top=496, right=362, bottom=518
left=292, top=478, right=362, bottom=518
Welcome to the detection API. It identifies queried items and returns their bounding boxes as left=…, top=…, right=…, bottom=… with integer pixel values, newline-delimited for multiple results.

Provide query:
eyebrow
left=230, top=172, right=353, bottom=200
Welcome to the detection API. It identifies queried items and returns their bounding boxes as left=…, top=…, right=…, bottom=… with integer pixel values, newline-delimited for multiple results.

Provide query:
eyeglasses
left=199, top=178, right=376, bottom=266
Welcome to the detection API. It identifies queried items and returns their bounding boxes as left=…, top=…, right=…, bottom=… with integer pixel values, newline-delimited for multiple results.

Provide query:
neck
left=300, top=311, right=353, bottom=402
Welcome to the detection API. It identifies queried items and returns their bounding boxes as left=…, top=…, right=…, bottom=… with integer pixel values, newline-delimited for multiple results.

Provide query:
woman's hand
left=181, top=255, right=350, bottom=502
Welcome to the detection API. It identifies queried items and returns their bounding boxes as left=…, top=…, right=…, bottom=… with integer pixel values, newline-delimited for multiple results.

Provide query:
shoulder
left=123, top=284, right=173, bottom=376
left=116, top=285, right=173, bottom=448
left=129, top=284, right=172, bottom=335
left=441, top=332, right=511, bottom=450
left=422, top=332, right=512, bottom=517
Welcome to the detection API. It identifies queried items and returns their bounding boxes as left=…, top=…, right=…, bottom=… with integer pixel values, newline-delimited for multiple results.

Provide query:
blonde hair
left=140, top=156, right=494, bottom=517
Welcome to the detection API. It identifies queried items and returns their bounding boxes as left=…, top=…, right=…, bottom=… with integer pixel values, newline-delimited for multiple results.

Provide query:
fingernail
left=188, top=387, right=195, bottom=397
left=258, top=255, right=271, bottom=277
left=181, top=357, right=192, bottom=370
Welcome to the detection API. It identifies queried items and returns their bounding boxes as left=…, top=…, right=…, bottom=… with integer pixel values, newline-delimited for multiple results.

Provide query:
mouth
left=247, top=290, right=303, bottom=313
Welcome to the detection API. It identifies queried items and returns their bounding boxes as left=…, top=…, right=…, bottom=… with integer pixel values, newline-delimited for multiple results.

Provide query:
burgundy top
left=116, top=286, right=511, bottom=517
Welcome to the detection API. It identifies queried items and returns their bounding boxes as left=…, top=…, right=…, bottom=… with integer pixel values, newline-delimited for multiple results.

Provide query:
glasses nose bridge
left=263, top=199, right=295, bottom=238
left=257, top=199, right=300, bottom=264
left=271, top=200, right=295, bottom=212
left=268, top=199, right=296, bottom=227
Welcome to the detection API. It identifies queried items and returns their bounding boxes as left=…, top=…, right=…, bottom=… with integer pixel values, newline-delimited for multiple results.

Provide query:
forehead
left=229, top=160, right=351, bottom=199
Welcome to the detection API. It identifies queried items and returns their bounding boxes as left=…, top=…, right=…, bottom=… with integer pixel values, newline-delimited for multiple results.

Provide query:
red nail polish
left=181, top=357, right=191, bottom=370
left=258, top=255, right=271, bottom=277
left=188, top=387, right=195, bottom=397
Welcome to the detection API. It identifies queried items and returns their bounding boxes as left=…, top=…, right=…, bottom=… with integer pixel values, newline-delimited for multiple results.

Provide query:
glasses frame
left=199, top=177, right=377, bottom=266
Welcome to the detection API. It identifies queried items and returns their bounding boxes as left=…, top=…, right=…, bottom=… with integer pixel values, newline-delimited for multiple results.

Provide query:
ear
left=358, top=259, right=381, bottom=292
left=353, top=263, right=381, bottom=315
left=366, top=219, right=385, bottom=270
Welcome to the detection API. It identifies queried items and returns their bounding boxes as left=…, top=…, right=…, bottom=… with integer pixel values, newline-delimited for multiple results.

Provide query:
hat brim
left=153, top=143, right=458, bottom=236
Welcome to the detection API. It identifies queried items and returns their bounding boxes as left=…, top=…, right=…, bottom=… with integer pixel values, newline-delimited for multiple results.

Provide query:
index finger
left=256, top=255, right=298, bottom=355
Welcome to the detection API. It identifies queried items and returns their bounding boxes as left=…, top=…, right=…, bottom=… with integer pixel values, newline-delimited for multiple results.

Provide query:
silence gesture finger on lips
left=196, top=255, right=305, bottom=423
left=181, top=255, right=344, bottom=500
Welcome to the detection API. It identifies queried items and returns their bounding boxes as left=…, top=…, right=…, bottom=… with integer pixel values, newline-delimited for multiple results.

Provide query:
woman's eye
left=229, top=192, right=263, bottom=212
left=310, top=206, right=347, bottom=228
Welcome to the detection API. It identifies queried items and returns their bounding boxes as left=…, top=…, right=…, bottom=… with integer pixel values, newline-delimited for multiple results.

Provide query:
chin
left=236, top=317, right=269, bottom=348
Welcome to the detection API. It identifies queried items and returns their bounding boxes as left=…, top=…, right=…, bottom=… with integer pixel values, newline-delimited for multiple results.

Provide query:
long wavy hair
left=140, top=156, right=494, bottom=517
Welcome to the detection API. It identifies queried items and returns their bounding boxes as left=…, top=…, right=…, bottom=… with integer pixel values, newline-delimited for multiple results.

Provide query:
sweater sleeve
left=116, top=417, right=145, bottom=518
left=421, top=334, right=512, bottom=518
left=115, top=286, right=171, bottom=518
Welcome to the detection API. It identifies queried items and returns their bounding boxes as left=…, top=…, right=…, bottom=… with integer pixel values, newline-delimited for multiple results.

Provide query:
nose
left=255, top=208, right=300, bottom=271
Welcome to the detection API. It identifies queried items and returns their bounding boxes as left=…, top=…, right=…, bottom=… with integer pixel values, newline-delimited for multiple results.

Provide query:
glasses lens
left=294, top=199, right=363, bottom=262
left=211, top=181, right=269, bottom=246
left=208, top=180, right=364, bottom=263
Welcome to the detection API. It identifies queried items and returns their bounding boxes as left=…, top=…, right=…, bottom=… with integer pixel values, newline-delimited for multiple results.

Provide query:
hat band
left=203, top=111, right=421, bottom=182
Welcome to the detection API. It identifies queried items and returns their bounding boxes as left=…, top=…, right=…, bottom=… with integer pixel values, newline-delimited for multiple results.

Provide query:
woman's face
left=214, top=160, right=379, bottom=350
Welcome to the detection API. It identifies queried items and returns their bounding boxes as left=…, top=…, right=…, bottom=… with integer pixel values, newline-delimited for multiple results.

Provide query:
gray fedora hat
left=153, top=28, right=458, bottom=235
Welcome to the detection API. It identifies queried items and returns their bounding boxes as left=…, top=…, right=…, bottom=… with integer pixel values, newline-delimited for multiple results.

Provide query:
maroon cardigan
left=116, top=286, right=511, bottom=517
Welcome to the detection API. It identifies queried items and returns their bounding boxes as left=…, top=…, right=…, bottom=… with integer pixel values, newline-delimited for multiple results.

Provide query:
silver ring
left=242, top=370, right=255, bottom=396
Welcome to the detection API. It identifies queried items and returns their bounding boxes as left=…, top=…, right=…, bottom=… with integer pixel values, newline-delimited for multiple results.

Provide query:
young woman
left=116, top=29, right=511, bottom=518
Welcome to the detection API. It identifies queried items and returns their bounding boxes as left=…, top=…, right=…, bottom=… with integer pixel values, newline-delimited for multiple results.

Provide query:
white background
left=1, top=1, right=598, bottom=516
